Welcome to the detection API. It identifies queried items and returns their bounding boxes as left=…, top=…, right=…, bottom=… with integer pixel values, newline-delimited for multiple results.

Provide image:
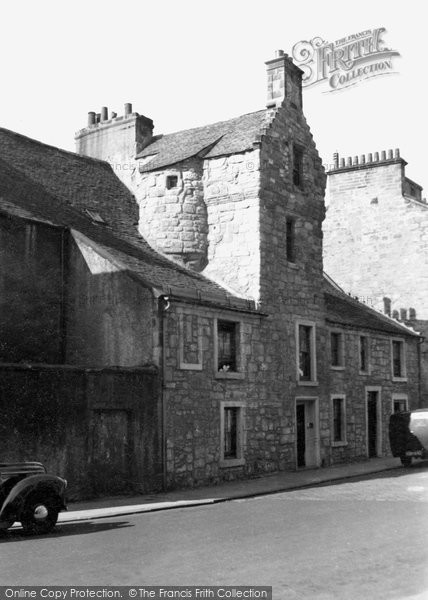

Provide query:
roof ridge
left=148, top=109, right=267, bottom=141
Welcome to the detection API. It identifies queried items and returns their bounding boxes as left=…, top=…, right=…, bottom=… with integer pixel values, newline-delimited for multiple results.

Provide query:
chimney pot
left=87, top=112, right=96, bottom=126
left=395, top=148, right=400, bottom=158
left=333, top=153, right=339, bottom=169
left=374, top=152, right=379, bottom=162
left=400, top=308, right=407, bottom=321
left=340, top=158, right=345, bottom=168
left=388, top=149, right=393, bottom=159
left=347, top=157, right=352, bottom=166
left=381, top=150, right=386, bottom=161
left=360, top=155, right=366, bottom=164
left=111, top=111, right=117, bottom=119
left=409, top=308, right=416, bottom=320
left=101, top=106, right=108, bottom=122
left=353, top=156, right=359, bottom=165
left=383, top=297, right=391, bottom=317
left=368, top=153, right=373, bottom=163
left=124, top=103, right=132, bottom=116
left=392, top=309, right=399, bottom=320
left=275, top=49, right=285, bottom=58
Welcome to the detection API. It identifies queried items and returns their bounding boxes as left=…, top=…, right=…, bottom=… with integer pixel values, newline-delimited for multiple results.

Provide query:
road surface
left=2, top=465, right=428, bottom=599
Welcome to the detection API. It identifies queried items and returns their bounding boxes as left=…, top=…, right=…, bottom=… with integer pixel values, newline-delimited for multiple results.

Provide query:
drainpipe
left=158, top=295, right=170, bottom=491
left=417, top=336, right=425, bottom=408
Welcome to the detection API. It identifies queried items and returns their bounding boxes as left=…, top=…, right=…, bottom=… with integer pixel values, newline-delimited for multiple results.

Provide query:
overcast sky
left=1, top=0, right=425, bottom=192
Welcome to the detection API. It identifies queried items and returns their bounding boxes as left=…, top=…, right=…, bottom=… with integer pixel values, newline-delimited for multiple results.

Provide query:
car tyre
left=400, top=456, right=412, bottom=467
left=20, top=494, right=59, bottom=535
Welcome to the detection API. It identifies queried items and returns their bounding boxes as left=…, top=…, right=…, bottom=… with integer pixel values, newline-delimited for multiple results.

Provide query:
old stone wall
left=202, top=150, right=261, bottom=300
left=326, top=326, right=420, bottom=464
left=132, top=158, right=208, bottom=271
left=0, top=364, right=162, bottom=500
left=324, top=160, right=428, bottom=319
left=163, top=302, right=288, bottom=489
left=65, top=232, right=157, bottom=367
left=0, top=214, right=64, bottom=363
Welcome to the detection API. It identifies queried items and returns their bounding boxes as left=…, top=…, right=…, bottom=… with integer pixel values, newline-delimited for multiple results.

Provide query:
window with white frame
left=220, top=402, right=245, bottom=467
left=330, top=331, right=345, bottom=368
left=214, top=318, right=244, bottom=379
left=331, top=395, right=347, bottom=445
left=297, top=322, right=317, bottom=384
left=391, top=339, right=406, bottom=379
left=392, top=394, right=408, bottom=413
left=359, top=336, right=369, bottom=373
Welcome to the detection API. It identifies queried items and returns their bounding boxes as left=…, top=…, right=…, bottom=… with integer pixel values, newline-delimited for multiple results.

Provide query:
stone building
left=324, top=151, right=428, bottom=401
left=68, top=51, right=422, bottom=488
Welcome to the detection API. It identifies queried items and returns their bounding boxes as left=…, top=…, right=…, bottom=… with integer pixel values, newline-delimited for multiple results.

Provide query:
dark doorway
left=367, top=391, right=378, bottom=457
left=296, top=403, right=306, bottom=467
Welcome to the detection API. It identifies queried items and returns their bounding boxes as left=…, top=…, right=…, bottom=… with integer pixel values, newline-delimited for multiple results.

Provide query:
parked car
left=0, top=462, right=67, bottom=534
left=389, top=409, right=428, bottom=466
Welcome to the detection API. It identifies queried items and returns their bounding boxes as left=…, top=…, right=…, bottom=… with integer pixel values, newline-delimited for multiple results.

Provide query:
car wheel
left=400, top=456, right=412, bottom=467
left=20, top=494, right=59, bottom=535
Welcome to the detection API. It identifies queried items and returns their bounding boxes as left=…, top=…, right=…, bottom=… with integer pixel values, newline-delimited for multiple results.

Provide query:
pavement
left=60, top=456, right=402, bottom=523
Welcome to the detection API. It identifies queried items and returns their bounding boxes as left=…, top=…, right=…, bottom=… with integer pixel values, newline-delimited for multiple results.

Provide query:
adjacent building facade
left=0, top=52, right=422, bottom=499
left=324, top=151, right=428, bottom=401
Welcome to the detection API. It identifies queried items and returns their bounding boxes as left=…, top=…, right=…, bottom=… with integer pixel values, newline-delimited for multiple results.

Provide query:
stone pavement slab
left=61, top=456, right=402, bottom=523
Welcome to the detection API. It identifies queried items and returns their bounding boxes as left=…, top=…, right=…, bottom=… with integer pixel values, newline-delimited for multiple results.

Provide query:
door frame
left=295, top=396, right=320, bottom=469
left=365, top=386, right=382, bottom=458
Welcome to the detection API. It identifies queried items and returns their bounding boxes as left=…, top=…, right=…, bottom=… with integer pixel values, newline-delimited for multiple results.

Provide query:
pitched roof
left=0, top=138, right=257, bottom=312
left=137, top=110, right=269, bottom=172
left=323, top=274, right=419, bottom=337
left=0, top=127, right=140, bottom=243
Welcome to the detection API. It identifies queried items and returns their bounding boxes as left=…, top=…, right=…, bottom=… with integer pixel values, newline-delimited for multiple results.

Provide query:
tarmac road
left=2, top=465, right=428, bottom=599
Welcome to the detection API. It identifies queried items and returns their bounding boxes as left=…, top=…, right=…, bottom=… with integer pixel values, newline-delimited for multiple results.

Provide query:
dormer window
left=166, top=175, right=178, bottom=189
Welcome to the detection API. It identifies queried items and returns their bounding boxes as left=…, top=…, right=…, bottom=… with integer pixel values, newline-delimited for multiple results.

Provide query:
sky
left=0, top=0, right=425, bottom=192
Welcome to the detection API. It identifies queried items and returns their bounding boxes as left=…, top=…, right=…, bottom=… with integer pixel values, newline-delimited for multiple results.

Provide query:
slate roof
left=323, top=274, right=419, bottom=337
left=137, top=110, right=269, bottom=172
left=0, top=133, right=257, bottom=311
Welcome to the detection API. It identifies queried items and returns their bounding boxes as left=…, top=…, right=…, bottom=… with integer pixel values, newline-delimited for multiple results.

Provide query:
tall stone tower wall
left=324, top=151, right=428, bottom=319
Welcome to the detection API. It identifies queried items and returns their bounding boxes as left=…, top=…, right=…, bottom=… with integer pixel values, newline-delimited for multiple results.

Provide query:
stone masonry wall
left=202, top=150, right=261, bottom=300
left=326, top=326, right=420, bottom=464
left=132, top=158, right=208, bottom=272
left=324, top=160, right=428, bottom=319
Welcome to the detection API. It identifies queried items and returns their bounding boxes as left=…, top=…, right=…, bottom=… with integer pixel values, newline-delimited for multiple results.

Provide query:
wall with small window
left=325, top=325, right=419, bottom=463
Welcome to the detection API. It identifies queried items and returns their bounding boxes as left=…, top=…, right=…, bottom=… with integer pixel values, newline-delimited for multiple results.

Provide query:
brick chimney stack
left=265, top=49, right=304, bottom=109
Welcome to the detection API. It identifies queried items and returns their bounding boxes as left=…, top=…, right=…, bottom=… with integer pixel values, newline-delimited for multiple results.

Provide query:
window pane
left=392, top=341, right=402, bottom=377
left=293, top=147, right=303, bottom=187
left=286, top=219, right=295, bottom=262
left=333, top=398, right=343, bottom=442
left=224, top=407, right=238, bottom=458
left=360, top=337, right=367, bottom=371
left=331, top=333, right=340, bottom=366
left=299, top=325, right=312, bottom=380
left=218, top=321, right=237, bottom=371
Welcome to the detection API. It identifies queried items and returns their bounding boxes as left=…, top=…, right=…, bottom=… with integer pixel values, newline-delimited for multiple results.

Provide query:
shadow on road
left=0, top=519, right=132, bottom=543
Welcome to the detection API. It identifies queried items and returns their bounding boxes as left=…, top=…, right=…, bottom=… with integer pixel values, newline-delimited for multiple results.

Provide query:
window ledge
left=392, top=377, right=408, bottom=383
left=359, top=370, right=370, bottom=376
left=216, top=371, right=245, bottom=380
left=287, top=261, right=299, bottom=269
left=331, top=366, right=345, bottom=371
left=179, top=363, right=203, bottom=371
left=331, top=441, right=348, bottom=448
left=220, top=458, right=245, bottom=468
left=297, top=380, right=319, bottom=387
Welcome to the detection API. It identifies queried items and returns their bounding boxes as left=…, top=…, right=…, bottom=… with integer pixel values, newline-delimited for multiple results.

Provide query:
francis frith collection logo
left=292, top=28, right=400, bottom=92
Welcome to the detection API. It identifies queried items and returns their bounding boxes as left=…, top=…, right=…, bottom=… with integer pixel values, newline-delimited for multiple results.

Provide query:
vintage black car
left=389, top=409, right=428, bottom=466
left=0, top=462, right=67, bottom=534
